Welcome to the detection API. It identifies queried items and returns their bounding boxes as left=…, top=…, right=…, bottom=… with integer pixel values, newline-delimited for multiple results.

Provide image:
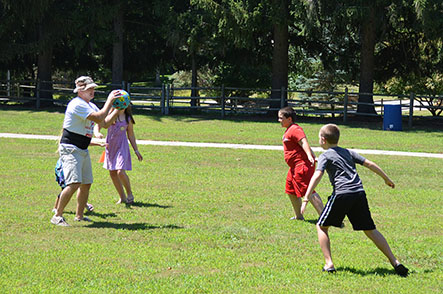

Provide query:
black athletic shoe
left=394, top=264, right=409, bottom=277
left=322, top=267, right=336, bottom=273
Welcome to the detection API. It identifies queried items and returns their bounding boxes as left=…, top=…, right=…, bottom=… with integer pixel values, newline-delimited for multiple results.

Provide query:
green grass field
left=0, top=106, right=442, bottom=293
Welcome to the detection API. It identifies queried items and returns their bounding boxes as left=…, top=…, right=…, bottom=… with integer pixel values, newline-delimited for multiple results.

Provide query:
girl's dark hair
left=279, top=106, right=296, bottom=121
left=124, top=104, right=135, bottom=124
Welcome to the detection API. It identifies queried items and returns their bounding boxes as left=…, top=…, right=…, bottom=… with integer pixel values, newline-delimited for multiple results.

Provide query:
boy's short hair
left=320, top=124, right=340, bottom=144
left=279, top=106, right=296, bottom=121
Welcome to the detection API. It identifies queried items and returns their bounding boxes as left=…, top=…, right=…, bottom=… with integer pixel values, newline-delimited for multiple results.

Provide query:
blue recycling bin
left=383, top=104, right=402, bottom=131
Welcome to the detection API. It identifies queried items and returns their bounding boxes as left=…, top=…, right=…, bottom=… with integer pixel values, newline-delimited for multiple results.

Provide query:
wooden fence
left=1, top=79, right=442, bottom=127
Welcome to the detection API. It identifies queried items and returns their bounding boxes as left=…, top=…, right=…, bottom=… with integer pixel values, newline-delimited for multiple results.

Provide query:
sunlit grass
left=0, top=117, right=442, bottom=293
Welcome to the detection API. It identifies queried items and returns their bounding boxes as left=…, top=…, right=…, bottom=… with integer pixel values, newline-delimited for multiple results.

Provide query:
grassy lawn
left=0, top=106, right=442, bottom=293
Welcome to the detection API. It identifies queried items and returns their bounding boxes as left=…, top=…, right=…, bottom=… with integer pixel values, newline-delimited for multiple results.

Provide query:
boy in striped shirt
left=301, top=124, right=409, bottom=277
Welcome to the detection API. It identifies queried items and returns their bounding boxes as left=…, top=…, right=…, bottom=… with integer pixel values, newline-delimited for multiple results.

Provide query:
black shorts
left=317, top=191, right=376, bottom=230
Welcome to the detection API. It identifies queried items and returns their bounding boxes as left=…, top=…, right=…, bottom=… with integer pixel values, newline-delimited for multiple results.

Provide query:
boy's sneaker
left=126, top=195, right=134, bottom=204
left=394, top=264, right=409, bottom=277
left=74, top=216, right=92, bottom=222
left=322, top=267, right=336, bottom=273
left=85, top=203, right=94, bottom=212
left=51, top=215, right=69, bottom=226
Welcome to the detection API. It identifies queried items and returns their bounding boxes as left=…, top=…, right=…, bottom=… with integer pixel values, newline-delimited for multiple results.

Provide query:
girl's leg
left=288, top=193, right=304, bottom=220
left=309, top=192, right=324, bottom=216
left=364, top=229, right=400, bottom=267
left=317, top=224, right=334, bottom=269
left=117, top=170, right=133, bottom=202
left=76, top=183, right=91, bottom=219
left=110, top=170, right=126, bottom=203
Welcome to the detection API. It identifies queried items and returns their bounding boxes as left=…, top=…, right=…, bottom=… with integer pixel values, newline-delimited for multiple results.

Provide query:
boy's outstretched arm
left=301, top=170, right=324, bottom=214
left=363, top=159, right=395, bottom=188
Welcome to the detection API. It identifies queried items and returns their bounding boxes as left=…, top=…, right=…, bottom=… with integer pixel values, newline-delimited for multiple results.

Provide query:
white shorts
left=59, top=144, right=93, bottom=185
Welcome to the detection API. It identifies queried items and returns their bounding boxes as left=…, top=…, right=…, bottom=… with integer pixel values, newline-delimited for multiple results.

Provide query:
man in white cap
left=51, top=76, right=120, bottom=226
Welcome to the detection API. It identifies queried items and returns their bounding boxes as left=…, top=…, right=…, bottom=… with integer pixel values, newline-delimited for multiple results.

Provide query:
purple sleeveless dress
left=104, top=119, right=132, bottom=171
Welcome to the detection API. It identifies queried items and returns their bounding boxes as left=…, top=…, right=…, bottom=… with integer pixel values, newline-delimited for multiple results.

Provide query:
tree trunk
left=190, top=51, right=199, bottom=107
left=37, top=23, right=53, bottom=107
left=112, top=8, right=124, bottom=88
left=357, top=1, right=377, bottom=115
left=270, top=0, right=289, bottom=114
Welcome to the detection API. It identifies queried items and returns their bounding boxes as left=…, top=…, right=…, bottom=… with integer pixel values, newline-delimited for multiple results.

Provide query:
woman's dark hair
left=279, top=106, right=296, bottom=121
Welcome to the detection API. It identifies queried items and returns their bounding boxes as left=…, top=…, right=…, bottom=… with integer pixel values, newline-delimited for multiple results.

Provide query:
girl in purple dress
left=102, top=105, right=143, bottom=204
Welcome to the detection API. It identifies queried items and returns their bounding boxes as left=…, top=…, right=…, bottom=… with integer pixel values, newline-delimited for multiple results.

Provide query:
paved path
left=1, top=132, right=442, bottom=159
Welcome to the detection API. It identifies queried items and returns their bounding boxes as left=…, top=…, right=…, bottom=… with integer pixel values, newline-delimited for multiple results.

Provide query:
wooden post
left=36, top=80, right=41, bottom=109
left=343, top=87, right=348, bottom=123
left=221, top=84, right=225, bottom=118
left=165, top=84, right=170, bottom=115
left=7, top=70, right=11, bottom=97
left=160, top=84, right=165, bottom=114
left=381, top=98, right=383, bottom=116
left=280, top=86, right=285, bottom=109
left=408, top=93, right=414, bottom=128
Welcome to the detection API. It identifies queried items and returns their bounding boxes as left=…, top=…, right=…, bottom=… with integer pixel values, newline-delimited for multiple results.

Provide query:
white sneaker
left=85, top=203, right=94, bottom=212
left=51, top=215, right=69, bottom=226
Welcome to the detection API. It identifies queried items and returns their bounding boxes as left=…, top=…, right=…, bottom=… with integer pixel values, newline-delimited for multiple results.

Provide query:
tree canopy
left=1, top=0, right=441, bottom=112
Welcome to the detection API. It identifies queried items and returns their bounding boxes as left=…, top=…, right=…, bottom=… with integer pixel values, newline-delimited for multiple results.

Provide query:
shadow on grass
left=85, top=211, right=118, bottom=218
left=86, top=221, right=183, bottom=231
left=305, top=219, right=348, bottom=229
left=338, top=266, right=406, bottom=277
left=64, top=211, right=118, bottom=219
left=126, top=201, right=172, bottom=209
left=305, top=219, right=318, bottom=225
